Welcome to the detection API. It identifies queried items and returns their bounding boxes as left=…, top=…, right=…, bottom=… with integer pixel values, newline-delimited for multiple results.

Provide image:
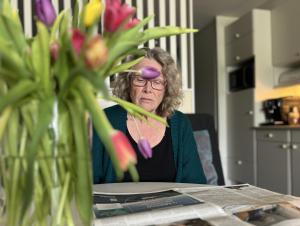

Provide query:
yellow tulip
left=84, top=0, right=102, bottom=27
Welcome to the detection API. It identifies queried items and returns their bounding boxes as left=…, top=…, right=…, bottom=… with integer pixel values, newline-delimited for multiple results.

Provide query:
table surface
left=93, top=182, right=207, bottom=194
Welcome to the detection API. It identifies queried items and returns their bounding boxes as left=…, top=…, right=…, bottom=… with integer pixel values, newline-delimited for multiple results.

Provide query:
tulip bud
left=111, top=130, right=137, bottom=171
left=84, top=0, right=102, bottom=27
left=137, top=137, right=152, bottom=159
left=35, top=0, right=57, bottom=27
left=140, top=66, right=161, bottom=79
left=84, top=35, right=108, bottom=70
left=50, top=41, right=59, bottom=61
left=71, top=29, right=86, bottom=56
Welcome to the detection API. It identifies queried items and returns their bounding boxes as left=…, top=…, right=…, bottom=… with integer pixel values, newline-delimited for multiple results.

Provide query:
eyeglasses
left=131, top=76, right=166, bottom=91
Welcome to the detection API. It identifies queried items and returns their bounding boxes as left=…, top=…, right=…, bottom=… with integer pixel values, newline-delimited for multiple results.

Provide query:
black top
left=123, top=126, right=176, bottom=182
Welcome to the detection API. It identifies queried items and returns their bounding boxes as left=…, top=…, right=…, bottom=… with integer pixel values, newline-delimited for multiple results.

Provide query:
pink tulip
left=104, top=0, right=136, bottom=33
left=84, top=35, right=108, bottom=69
left=71, top=29, right=86, bottom=56
left=111, top=130, right=137, bottom=171
left=125, top=18, right=140, bottom=30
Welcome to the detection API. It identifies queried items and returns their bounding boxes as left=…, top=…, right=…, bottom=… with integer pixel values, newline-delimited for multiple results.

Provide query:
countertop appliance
left=261, top=97, right=300, bottom=125
left=261, top=98, right=284, bottom=125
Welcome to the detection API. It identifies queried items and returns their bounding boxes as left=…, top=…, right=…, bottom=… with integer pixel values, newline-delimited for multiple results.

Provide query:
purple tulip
left=35, top=0, right=57, bottom=27
left=140, top=66, right=161, bottom=79
left=137, top=137, right=152, bottom=159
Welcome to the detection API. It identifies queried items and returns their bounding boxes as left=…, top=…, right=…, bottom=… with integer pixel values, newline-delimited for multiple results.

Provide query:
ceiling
left=193, top=0, right=284, bottom=29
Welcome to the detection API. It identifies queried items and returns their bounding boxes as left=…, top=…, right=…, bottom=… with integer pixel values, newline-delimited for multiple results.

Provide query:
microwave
left=229, top=58, right=255, bottom=92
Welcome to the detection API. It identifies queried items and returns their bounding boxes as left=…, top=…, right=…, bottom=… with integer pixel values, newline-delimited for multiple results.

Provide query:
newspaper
left=93, top=184, right=300, bottom=226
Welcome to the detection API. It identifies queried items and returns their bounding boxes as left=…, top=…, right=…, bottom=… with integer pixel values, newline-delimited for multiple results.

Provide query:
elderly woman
left=92, top=47, right=207, bottom=184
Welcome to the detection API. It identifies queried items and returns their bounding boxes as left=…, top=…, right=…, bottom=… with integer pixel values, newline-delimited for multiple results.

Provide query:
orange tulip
left=84, top=35, right=108, bottom=69
left=111, top=130, right=137, bottom=171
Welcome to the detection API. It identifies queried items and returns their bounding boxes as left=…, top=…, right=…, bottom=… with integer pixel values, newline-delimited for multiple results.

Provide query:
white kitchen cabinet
left=225, top=12, right=253, bottom=66
left=271, top=0, right=300, bottom=66
left=226, top=35, right=253, bottom=66
left=256, top=128, right=300, bottom=195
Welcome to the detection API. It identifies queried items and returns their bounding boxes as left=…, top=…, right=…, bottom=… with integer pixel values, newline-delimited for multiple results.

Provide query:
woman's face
left=130, top=58, right=166, bottom=114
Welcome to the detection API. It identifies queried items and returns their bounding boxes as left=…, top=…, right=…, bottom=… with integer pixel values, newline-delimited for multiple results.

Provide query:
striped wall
left=12, top=0, right=195, bottom=111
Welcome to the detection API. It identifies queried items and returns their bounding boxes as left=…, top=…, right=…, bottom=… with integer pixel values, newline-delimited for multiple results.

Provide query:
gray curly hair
left=112, top=47, right=183, bottom=117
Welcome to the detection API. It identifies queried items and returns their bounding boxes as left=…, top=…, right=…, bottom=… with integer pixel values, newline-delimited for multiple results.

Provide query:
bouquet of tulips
left=0, top=0, right=197, bottom=225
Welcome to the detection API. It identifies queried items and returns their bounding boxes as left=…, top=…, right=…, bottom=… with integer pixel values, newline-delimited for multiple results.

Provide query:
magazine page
left=93, top=189, right=249, bottom=226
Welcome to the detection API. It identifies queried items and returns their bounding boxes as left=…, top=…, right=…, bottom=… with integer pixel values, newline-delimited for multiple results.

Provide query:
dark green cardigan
left=92, top=105, right=207, bottom=184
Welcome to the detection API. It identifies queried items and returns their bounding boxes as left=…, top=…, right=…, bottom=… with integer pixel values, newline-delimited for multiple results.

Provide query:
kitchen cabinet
left=225, top=12, right=253, bottom=66
left=271, top=0, right=300, bottom=66
left=195, top=9, right=274, bottom=185
left=225, top=9, right=274, bottom=184
left=227, top=89, right=254, bottom=184
left=256, top=128, right=300, bottom=196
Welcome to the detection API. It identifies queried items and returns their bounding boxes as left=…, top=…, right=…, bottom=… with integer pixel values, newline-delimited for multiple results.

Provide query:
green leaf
left=50, top=10, right=68, bottom=42
left=108, top=57, right=144, bottom=76
left=0, top=14, right=27, bottom=55
left=75, top=77, right=123, bottom=179
left=0, top=39, right=30, bottom=79
left=0, top=67, right=20, bottom=82
left=99, top=16, right=154, bottom=78
left=81, top=68, right=108, bottom=97
left=109, top=96, right=168, bottom=126
left=21, top=97, right=54, bottom=221
left=0, top=106, right=12, bottom=142
left=54, top=45, right=69, bottom=90
left=67, top=95, right=92, bottom=226
left=72, top=0, right=80, bottom=28
left=140, top=26, right=198, bottom=44
left=99, top=42, right=139, bottom=78
left=105, top=15, right=154, bottom=48
left=32, top=22, right=51, bottom=95
left=0, top=79, right=37, bottom=114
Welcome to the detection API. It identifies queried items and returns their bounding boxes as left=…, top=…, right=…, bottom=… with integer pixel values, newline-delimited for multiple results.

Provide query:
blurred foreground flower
left=85, top=35, right=108, bottom=69
left=111, top=130, right=137, bottom=170
left=138, top=137, right=152, bottom=159
left=104, top=0, right=136, bottom=32
left=140, top=66, right=161, bottom=79
left=35, top=0, right=57, bottom=26
left=84, top=0, right=102, bottom=27
left=0, top=0, right=198, bottom=225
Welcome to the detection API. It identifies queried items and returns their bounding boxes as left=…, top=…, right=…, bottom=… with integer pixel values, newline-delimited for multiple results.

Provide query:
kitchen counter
left=254, top=125, right=300, bottom=129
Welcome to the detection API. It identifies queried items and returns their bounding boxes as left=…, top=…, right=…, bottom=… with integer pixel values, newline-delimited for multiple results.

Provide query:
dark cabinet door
left=291, top=131, right=300, bottom=196
left=257, top=140, right=289, bottom=194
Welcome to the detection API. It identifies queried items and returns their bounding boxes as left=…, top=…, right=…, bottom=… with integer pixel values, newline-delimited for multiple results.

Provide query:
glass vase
left=0, top=98, right=92, bottom=226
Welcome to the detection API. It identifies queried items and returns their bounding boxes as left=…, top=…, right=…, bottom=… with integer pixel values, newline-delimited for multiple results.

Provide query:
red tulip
left=71, top=29, right=86, bottom=56
left=111, top=130, right=137, bottom=171
left=104, top=0, right=136, bottom=33
left=84, top=35, right=108, bottom=69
